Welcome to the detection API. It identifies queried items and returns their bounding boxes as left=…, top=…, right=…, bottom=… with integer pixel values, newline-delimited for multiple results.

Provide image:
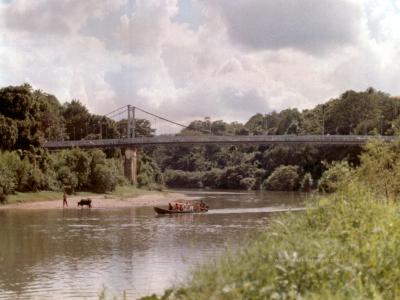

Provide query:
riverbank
left=143, top=183, right=400, bottom=300
left=0, top=186, right=198, bottom=210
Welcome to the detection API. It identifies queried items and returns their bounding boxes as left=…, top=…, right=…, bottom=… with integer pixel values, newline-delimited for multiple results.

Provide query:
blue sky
left=1, top=0, right=400, bottom=127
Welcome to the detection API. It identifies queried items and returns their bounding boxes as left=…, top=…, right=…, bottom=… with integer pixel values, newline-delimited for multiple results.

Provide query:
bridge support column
left=124, top=148, right=137, bottom=185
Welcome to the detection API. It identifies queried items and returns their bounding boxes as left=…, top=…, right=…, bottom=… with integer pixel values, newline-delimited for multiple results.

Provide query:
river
left=0, top=190, right=307, bottom=299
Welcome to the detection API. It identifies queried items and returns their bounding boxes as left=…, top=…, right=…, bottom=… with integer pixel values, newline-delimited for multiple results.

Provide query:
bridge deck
left=43, top=135, right=398, bottom=149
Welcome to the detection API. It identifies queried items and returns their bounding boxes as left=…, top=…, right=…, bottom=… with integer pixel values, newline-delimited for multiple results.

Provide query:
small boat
left=154, top=206, right=208, bottom=214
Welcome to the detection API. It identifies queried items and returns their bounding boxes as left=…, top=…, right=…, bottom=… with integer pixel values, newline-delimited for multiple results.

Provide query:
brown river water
left=0, top=190, right=308, bottom=299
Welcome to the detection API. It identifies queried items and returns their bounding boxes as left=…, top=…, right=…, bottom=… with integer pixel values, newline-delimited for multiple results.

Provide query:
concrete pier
left=124, top=148, right=137, bottom=185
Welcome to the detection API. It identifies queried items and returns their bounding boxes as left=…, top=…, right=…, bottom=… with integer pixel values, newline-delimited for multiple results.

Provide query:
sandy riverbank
left=0, top=192, right=199, bottom=210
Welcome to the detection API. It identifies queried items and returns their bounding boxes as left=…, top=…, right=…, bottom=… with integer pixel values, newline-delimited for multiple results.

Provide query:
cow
left=77, top=198, right=92, bottom=208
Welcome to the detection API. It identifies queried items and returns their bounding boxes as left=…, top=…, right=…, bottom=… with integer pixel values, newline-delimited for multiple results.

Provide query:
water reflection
left=0, top=191, right=306, bottom=299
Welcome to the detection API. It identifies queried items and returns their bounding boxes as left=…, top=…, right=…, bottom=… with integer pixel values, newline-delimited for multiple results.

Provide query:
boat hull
left=154, top=207, right=208, bottom=214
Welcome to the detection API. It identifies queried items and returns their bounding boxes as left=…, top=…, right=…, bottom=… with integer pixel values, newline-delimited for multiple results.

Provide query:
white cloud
left=1, top=0, right=400, bottom=132
left=204, top=0, right=363, bottom=54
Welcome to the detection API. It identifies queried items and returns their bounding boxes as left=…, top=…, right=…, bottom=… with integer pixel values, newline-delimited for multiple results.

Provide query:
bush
left=263, top=165, right=300, bottom=191
left=57, top=166, right=78, bottom=192
left=218, top=166, right=246, bottom=189
left=318, top=161, right=352, bottom=193
left=0, top=151, right=19, bottom=202
left=201, top=168, right=223, bottom=188
left=90, top=161, right=120, bottom=193
left=240, top=177, right=256, bottom=190
left=356, top=139, right=400, bottom=199
left=137, top=154, right=163, bottom=188
left=164, top=170, right=203, bottom=188
left=0, top=170, right=15, bottom=203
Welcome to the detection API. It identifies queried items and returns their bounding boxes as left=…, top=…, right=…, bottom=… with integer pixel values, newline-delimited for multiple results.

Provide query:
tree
left=263, top=165, right=300, bottom=191
left=356, top=139, right=400, bottom=199
left=63, top=100, right=90, bottom=140
left=90, top=161, right=120, bottom=193
left=0, top=84, right=44, bottom=149
left=318, top=161, right=352, bottom=193
left=117, top=118, right=154, bottom=137
left=0, top=115, right=18, bottom=150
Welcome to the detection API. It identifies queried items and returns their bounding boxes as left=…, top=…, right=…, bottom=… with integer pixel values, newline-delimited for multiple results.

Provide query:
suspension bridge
left=43, top=105, right=398, bottom=184
left=44, top=104, right=397, bottom=147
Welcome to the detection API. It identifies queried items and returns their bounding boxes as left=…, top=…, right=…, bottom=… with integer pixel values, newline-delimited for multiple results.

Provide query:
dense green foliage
left=0, top=84, right=162, bottom=201
left=143, top=140, right=400, bottom=300
left=262, top=165, right=301, bottom=191
left=0, top=84, right=154, bottom=148
left=318, top=161, right=353, bottom=193
left=356, top=138, right=400, bottom=199
left=154, top=88, right=399, bottom=191
left=2, top=84, right=400, bottom=194
left=163, top=166, right=265, bottom=190
left=0, top=148, right=127, bottom=202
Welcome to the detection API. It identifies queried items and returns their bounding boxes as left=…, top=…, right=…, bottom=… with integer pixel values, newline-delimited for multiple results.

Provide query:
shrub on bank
left=90, top=163, right=119, bottom=193
left=0, top=148, right=131, bottom=201
left=239, top=177, right=256, bottom=190
left=137, top=153, right=163, bottom=189
left=356, top=138, right=400, bottom=199
left=318, top=161, right=352, bottom=193
left=163, top=169, right=203, bottom=188
left=201, top=168, right=223, bottom=189
left=163, top=167, right=264, bottom=190
left=0, top=152, right=19, bottom=202
left=262, top=165, right=300, bottom=191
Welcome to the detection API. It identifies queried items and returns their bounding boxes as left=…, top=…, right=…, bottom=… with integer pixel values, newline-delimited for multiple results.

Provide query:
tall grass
left=143, top=183, right=400, bottom=299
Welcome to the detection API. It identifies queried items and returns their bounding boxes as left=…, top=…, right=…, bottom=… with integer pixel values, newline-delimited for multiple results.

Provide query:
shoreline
left=0, top=191, right=199, bottom=210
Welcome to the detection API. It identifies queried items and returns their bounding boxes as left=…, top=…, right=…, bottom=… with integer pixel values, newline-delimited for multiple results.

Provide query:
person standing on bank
left=63, top=192, right=68, bottom=208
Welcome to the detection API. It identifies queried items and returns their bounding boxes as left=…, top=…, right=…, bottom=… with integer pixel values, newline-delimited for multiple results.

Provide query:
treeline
left=153, top=87, right=400, bottom=191
left=0, top=84, right=154, bottom=150
left=0, top=148, right=126, bottom=202
left=1, top=83, right=400, bottom=196
left=0, top=84, right=161, bottom=202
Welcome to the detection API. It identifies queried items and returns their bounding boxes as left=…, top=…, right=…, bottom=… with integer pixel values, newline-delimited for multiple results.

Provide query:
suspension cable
left=104, top=105, right=127, bottom=117
left=133, top=105, right=188, bottom=128
left=107, top=108, right=128, bottom=119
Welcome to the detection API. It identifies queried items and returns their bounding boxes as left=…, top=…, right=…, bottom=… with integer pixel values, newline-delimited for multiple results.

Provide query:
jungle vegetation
left=1, top=84, right=399, bottom=201
left=153, top=87, right=400, bottom=191
left=0, top=84, right=161, bottom=202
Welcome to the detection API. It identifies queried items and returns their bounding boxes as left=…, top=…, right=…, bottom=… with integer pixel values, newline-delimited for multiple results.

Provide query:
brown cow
left=77, top=198, right=92, bottom=208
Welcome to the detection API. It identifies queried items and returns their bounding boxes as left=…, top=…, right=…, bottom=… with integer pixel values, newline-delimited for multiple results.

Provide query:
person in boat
left=199, top=200, right=208, bottom=211
left=168, top=203, right=173, bottom=211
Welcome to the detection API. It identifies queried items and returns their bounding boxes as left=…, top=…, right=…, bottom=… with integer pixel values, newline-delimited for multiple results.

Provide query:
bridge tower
left=126, top=105, right=136, bottom=138
left=124, top=105, right=138, bottom=185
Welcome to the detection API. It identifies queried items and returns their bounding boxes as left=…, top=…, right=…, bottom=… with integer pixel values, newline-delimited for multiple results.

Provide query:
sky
left=1, top=0, right=400, bottom=127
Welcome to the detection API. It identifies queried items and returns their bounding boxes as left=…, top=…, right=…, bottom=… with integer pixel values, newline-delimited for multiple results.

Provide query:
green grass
left=4, top=185, right=159, bottom=205
left=6, top=191, right=65, bottom=204
left=143, top=183, right=400, bottom=299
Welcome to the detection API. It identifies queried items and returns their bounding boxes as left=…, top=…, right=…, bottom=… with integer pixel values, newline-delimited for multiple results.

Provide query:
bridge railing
left=43, top=135, right=398, bottom=149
